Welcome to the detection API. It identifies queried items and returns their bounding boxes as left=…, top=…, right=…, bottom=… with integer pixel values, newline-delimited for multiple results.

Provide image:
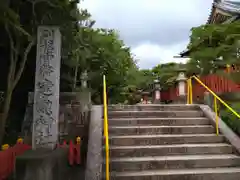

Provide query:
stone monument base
left=15, top=148, right=69, bottom=180
left=175, top=95, right=187, bottom=104
left=153, top=99, right=161, bottom=104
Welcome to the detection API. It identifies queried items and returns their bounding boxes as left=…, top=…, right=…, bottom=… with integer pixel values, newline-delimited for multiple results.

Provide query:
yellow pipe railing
left=187, top=79, right=193, bottom=105
left=103, top=75, right=109, bottom=180
left=187, top=75, right=240, bottom=135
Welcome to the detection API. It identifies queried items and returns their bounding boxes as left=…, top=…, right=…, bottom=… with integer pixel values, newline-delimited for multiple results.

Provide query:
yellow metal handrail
left=187, top=75, right=240, bottom=135
left=103, top=75, right=109, bottom=180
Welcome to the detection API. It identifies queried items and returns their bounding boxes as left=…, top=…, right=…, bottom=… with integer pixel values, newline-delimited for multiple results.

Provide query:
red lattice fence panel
left=192, top=74, right=240, bottom=99
left=161, top=74, right=240, bottom=102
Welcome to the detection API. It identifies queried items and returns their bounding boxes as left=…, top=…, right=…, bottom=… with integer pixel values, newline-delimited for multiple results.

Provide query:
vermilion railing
left=0, top=141, right=31, bottom=180
left=187, top=75, right=240, bottom=136
left=0, top=137, right=82, bottom=180
left=161, top=74, right=240, bottom=101
left=192, top=74, right=240, bottom=97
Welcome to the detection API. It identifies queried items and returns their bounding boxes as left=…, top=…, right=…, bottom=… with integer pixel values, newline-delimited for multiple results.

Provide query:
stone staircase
left=103, top=104, right=240, bottom=180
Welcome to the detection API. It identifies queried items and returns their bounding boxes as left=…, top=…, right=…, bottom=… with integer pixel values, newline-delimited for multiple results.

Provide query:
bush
left=220, top=102, right=240, bottom=136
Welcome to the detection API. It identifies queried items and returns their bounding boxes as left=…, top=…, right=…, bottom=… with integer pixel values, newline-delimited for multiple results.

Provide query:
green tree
left=61, top=17, right=138, bottom=104
left=187, top=22, right=240, bottom=75
left=61, top=9, right=95, bottom=91
left=0, top=0, right=82, bottom=144
left=86, top=29, right=136, bottom=104
left=152, top=63, right=183, bottom=90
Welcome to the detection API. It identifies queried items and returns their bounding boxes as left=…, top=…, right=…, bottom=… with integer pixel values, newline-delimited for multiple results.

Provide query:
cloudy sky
left=80, top=0, right=213, bottom=69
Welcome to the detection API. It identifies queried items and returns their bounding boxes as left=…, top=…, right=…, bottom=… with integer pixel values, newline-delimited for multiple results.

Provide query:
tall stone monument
left=32, top=26, right=61, bottom=149
left=176, top=69, right=187, bottom=103
left=153, top=79, right=161, bottom=104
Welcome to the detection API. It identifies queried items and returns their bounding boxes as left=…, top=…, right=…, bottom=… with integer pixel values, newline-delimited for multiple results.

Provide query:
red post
left=58, top=140, right=67, bottom=148
left=68, top=140, right=74, bottom=166
left=75, top=137, right=81, bottom=165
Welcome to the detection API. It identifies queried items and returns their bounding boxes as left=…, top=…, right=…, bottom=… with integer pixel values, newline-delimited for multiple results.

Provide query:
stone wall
left=85, top=105, right=103, bottom=180
left=21, top=91, right=91, bottom=145
left=15, top=148, right=70, bottom=180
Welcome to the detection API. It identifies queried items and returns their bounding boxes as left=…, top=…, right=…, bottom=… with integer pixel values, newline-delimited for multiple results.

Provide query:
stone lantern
left=176, top=69, right=187, bottom=103
left=153, top=79, right=161, bottom=104
left=81, top=70, right=88, bottom=88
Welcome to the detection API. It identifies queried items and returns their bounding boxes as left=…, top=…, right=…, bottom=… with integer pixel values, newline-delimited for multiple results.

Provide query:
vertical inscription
left=33, top=26, right=61, bottom=149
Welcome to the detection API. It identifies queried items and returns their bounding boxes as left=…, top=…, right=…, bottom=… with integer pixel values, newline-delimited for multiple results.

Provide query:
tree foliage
left=187, top=22, right=240, bottom=75
left=152, top=63, right=184, bottom=90
left=0, top=0, right=141, bottom=142
left=0, top=0, right=193, bottom=144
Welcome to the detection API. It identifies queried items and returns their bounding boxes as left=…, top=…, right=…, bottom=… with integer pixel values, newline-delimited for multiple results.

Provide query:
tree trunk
left=73, top=64, right=79, bottom=90
left=0, top=25, right=35, bottom=145
left=0, top=90, right=12, bottom=145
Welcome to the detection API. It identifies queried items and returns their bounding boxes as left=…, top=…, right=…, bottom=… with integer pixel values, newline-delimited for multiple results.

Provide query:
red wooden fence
left=161, top=74, right=240, bottom=101
left=0, top=137, right=81, bottom=180
left=161, top=86, right=178, bottom=101
left=0, top=141, right=31, bottom=180
left=191, top=74, right=240, bottom=98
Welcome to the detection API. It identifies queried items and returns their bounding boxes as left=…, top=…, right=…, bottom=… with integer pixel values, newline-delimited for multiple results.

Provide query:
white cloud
left=132, top=41, right=189, bottom=69
left=79, top=0, right=212, bottom=69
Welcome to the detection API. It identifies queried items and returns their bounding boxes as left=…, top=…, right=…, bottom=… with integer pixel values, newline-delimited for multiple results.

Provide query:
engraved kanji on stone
left=39, top=29, right=53, bottom=47
left=39, top=62, right=54, bottom=78
left=35, top=115, right=55, bottom=125
left=38, top=29, right=55, bottom=79
left=36, top=115, right=48, bottom=125
left=33, top=26, right=61, bottom=149
left=35, top=123, right=53, bottom=144
left=45, top=39, right=54, bottom=57
left=37, top=79, right=54, bottom=96
left=35, top=95, right=53, bottom=116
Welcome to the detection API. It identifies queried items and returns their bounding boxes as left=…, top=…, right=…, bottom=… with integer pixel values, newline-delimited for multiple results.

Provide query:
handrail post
left=103, top=75, right=109, bottom=180
left=187, top=78, right=193, bottom=104
left=190, top=78, right=193, bottom=104
left=187, top=79, right=190, bottom=104
left=214, top=96, right=219, bottom=136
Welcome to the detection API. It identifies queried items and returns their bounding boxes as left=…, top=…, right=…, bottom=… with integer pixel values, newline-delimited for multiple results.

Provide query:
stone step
left=107, top=154, right=240, bottom=172
left=107, top=143, right=233, bottom=157
left=108, top=117, right=210, bottom=126
left=108, top=104, right=200, bottom=111
left=108, top=167, right=240, bottom=180
left=108, top=134, right=225, bottom=146
left=108, top=125, right=215, bottom=135
left=108, top=110, right=204, bottom=118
